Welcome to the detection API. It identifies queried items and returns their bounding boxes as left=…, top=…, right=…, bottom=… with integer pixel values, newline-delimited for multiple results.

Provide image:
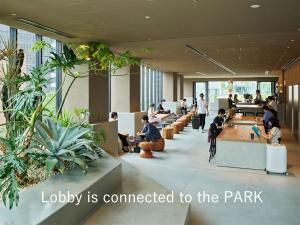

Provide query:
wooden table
left=216, top=125, right=267, bottom=170
left=229, top=114, right=263, bottom=126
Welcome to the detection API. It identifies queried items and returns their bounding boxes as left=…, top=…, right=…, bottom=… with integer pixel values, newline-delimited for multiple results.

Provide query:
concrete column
left=111, top=65, right=140, bottom=112
left=62, top=64, right=110, bottom=123
left=177, top=74, right=184, bottom=100
left=183, top=79, right=193, bottom=97
left=163, top=72, right=179, bottom=101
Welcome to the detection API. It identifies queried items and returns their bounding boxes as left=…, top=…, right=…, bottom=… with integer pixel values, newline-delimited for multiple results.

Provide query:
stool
left=175, top=121, right=185, bottom=130
left=177, top=118, right=188, bottom=127
left=139, top=142, right=153, bottom=158
left=151, top=138, right=165, bottom=151
left=162, top=126, right=174, bottom=139
left=172, top=122, right=181, bottom=134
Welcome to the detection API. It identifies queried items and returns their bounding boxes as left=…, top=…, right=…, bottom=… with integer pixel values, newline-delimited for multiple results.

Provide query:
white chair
left=266, top=144, right=288, bottom=175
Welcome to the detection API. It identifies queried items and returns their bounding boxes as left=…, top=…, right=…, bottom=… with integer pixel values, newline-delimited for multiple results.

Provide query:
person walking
left=197, top=93, right=208, bottom=133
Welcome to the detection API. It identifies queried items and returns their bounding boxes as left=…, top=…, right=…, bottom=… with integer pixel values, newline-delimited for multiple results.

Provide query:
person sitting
left=262, top=105, right=274, bottom=134
left=148, top=103, right=156, bottom=117
left=255, top=90, right=262, bottom=104
left=110, top=112, right=130, bottom=152
left=228, top=94, right=234, bottom=109
left=268, top=96, right=278, bottom=112
left=180, top=98, right=188, bottom=114
left=158, top=99, right=171, bottom=114
left=226, top=105, right=237, bottom=123
left=133, top=115, right=162, bottom=152
left=234, top=94, right=240, bottom=104
left=260, top=116, right=282, bottom=144
left=211, top=108, right=226, bottom=136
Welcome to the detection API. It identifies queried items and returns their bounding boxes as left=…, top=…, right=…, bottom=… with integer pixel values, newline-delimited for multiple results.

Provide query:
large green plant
left=27, top=118, right=102, bottom=175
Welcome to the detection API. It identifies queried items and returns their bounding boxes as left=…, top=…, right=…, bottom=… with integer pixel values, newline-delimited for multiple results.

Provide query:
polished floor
left=122, top=117, right=300, bottom=225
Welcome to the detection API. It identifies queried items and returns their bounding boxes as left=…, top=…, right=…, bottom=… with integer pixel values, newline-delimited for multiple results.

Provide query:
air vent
left=16, top=18, right=74, bottom=38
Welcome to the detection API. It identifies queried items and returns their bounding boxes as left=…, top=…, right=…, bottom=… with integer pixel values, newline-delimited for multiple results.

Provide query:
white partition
left=118, top=112, right=146, bottom=137
left=93, top=120, right=120, bottom=156
left=163, top=101, right=180, bottom=114
left=210, top=97, right=228, bottom=111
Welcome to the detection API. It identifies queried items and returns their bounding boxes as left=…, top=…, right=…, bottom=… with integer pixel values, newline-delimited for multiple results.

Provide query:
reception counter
left=216, top=125, right=267, bottom=170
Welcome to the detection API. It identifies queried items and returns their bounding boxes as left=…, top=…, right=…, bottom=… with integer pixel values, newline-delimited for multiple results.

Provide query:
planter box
left=0, top=152, right=122, bottom=225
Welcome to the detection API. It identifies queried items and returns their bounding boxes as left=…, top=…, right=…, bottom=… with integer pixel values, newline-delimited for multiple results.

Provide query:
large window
left=17, top=29, right=37, bottom=74
left=208, top=81, right=228, bottom=103
left=195, top=82, right=206, bottom=98
left=0, top=24, right=10, bottom=48
left=233, top=81, right=257, bottom=100
left=42, top=36, right=58, bottom=111
left=140, top=64, right=163, bottom=111
left=258, top=81, right=274, bottom=100
left=0, top=23, right=62, bottom=113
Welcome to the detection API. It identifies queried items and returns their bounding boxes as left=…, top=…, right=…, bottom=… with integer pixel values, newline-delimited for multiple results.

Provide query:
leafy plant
left=27, top=118, right=102, bottom=175
left=0, top=137, right=27, bottom=209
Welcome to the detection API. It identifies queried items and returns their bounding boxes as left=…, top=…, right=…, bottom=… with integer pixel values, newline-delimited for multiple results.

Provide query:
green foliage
left=0, top=138, right=27, bottom=209
left=27, top=118, right=102, bottom=175
left=30, top=40, right=53, bottom=52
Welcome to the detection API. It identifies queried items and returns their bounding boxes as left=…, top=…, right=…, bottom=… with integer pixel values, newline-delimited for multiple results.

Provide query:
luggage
left=266, top=144, right=288, bottom=175
left=192, top=116, right=200, bottom=129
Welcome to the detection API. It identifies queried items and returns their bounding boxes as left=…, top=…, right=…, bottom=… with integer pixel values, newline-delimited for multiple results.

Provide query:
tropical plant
left=27, top=118, right=102, bottom=175
left=0, top=137, right=27, bottom=209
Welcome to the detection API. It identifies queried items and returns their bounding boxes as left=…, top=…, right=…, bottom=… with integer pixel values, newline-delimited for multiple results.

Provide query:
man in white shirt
left=197, top=93, right=208, bottom=133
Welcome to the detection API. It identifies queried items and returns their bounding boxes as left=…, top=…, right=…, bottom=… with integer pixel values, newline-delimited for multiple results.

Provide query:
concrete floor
left=122, top=116, right=300, bottom=225
left=83, top=162, right=190, bottom=225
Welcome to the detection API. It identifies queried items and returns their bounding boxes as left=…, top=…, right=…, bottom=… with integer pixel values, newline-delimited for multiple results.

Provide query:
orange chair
left=151, top=138, right=165, bottom=151
left=139, top=141, right=153, bottom=158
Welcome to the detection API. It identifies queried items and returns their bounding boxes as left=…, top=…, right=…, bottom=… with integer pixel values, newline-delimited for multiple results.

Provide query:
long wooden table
left=216, top=125, right=266, bottom=170
left=229, top=114, right=263, bottom=126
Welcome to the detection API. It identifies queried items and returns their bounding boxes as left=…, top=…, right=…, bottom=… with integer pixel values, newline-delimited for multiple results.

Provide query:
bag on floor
left=133, top=146, right=140, bottom=153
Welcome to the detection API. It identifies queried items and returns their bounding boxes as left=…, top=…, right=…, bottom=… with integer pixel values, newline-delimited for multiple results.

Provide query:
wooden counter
left=216, top=125, right=266, bottom=170
left=236, top=104, right=263, bottom=115
left=229, top=115, right=263, bottom=126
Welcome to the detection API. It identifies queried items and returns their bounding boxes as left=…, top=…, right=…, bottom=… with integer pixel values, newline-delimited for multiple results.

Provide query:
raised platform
left=0, top=152, right=122, bottom=225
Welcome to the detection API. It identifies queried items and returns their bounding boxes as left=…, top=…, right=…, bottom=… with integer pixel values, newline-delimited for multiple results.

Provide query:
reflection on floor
left=122, top=118, right=300, bottom=225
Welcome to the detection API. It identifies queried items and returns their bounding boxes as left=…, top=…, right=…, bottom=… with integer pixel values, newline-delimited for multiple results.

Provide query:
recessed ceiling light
left=291, top=39, right=295, bottom=42
left=10, top=13, right=17, bottom=16
left=250, top=4, right=261, bottom=9
left=193, top=0, right=200, bottom=3
left=145, top=16, right=151, bottom=19
left=287, top=46, right=290, bottom=48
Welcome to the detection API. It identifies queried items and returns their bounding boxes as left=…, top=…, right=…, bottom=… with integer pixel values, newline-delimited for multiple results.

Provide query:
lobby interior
left=0, top=1, right=300, bottom=225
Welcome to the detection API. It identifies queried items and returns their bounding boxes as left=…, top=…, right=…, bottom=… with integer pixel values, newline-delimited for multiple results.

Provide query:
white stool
left=266, top=144, right=288, bottom=175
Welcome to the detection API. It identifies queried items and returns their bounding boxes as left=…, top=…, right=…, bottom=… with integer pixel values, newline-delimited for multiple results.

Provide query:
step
left=83, top=161, right=190, bottom=225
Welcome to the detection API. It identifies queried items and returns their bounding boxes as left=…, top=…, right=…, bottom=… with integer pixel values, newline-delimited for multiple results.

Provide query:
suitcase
left=266, top=144, right=288, bottom=175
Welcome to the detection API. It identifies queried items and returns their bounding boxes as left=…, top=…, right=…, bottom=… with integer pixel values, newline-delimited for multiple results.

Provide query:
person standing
left=197, top=93, right=208, bottom=133
left=228, top=94, right=234, bottom=109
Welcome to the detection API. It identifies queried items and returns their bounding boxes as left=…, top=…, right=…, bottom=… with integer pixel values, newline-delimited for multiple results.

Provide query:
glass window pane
left=233, top=81, right=257, bottom=100
left=42, top=36, right=57, bottom=112
left=195, top=82, right=206, bottom=98
left=259, top=82, right=273, bottom=100
left=0, top=24, right=10, bottom=48
left=17, top=29, right=37, bottom=74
